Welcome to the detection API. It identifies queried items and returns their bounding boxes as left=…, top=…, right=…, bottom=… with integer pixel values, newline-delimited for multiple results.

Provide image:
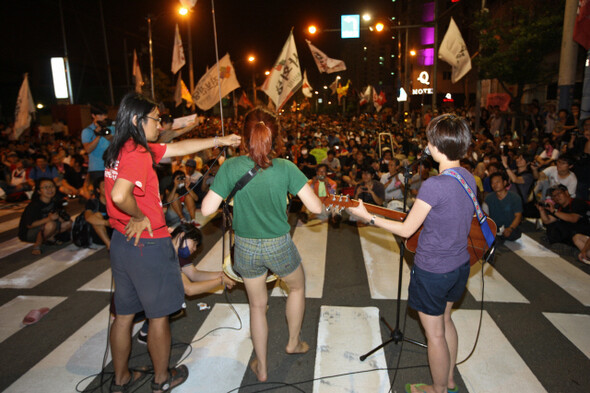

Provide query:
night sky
left=0, top=0, right=393, bottom=119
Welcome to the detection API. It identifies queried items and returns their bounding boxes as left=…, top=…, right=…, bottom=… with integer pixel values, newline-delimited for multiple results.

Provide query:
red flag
left=238, top=91, right=254, bottom=109
left=574, top=0, right=590, bottom=50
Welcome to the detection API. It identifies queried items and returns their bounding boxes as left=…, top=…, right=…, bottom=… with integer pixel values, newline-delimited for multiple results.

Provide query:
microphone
left=417, top=146, right=431, bottom=163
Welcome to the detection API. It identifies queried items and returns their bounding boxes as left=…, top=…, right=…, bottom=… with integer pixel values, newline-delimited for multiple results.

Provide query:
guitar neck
left=361, top=202, right=407, bottom=222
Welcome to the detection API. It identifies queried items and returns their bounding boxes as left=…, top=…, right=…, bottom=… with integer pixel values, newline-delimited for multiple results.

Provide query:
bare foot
left=250, top=358, right=267, bottom=382
left=285, top=340, right=309, bottom=354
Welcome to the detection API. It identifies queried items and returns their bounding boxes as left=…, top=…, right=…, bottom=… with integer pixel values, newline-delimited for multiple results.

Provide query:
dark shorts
left=234, top=233, right=301, bottom=279
left=408, top=261, right=470, bottom=316
left=24, top=220, right=62, bottom=243
left=110, top=230, right=185, bottom=319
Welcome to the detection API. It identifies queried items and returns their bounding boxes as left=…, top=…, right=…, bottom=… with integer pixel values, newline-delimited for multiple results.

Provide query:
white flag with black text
left=438, top=17, right=471, bottom=83
left=13, top=73, right=35, bottom=140
left=171, top=24, right=186, bottom=74
left=306, top=39, right=346, bottom=74
left=261, top=31, right=302, bottom=110
left=192, top=53, right=240, bottom=110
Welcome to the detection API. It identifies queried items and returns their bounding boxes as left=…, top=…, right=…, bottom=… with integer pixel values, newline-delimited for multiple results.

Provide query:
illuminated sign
left=341, top=15, right=360, bottom=38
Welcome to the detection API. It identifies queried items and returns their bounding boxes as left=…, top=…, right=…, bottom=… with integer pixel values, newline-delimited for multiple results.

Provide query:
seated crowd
left=2, top=102, right=590, bottom=265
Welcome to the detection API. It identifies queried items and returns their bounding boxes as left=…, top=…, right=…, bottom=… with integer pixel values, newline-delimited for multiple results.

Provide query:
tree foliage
left=473, top=1, right=564, bottom=102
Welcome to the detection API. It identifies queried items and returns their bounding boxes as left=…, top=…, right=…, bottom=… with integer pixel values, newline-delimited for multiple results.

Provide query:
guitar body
left=322, top=195, right=496, bottom=266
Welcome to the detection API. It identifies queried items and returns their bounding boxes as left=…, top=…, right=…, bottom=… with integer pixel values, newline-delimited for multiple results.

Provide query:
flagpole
left=147, top=15, right=155, bottom=100
left=211, top=0, right=225, bottom=137
left=58, top=0, right=74, bottom=104
left=99, top=0, right=114, bottom=106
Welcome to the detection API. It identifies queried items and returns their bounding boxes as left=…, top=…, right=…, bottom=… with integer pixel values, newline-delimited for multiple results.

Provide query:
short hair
left=489, top=171, right=508, bottom=184
left=171, top=222, right=202, bottom=247
left=556, top=154, right=574, bottom=165
left=549, top=184, right=568, bottom=195
left=90, top=104, right=107, bottom=116
left=426, top=114, right=471, bottom=160
left=316, top=163, right=328, bottom=173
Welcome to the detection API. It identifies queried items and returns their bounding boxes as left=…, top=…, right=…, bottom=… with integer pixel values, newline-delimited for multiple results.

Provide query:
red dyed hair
left=242, top=107, right=284, bottom=169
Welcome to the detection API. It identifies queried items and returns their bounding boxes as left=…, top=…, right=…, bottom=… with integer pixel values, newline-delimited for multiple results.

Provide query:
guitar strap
left=441, top=169, right=496, bottom=248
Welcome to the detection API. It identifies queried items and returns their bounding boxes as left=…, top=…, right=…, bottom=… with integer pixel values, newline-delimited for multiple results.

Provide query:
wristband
left=214, top=136, right=219, bottom=148
left=369, top=215, right=376, bottom=225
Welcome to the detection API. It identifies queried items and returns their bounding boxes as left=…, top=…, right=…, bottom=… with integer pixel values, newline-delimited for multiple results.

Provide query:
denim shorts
left=110, top=230, right=185, bottom=319
left=408, top=261, right=470, bottom=316
left=233, top=233, right=301, bottom=279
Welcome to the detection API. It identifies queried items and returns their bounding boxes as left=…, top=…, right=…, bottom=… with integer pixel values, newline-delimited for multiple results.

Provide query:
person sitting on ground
left=0, top=156, right=31, bottom=199
left=164, top=170, right=199, bottom=227
left=84, top=177, right=112, bottom=249
left=136, top=223, right=235, bottom=344
left=299, top=164, right=339, bottom=226
left=27, top=155, right=59, bottom=189
left=18, top=178, right=73, bottom=255
left=380, top=158, right=405, bottom=205
left=61, top=154, right=90, bottom=199
left=321, top=149, right=341, bottom=175
left=533, top=154, right=578, bottom=200
left=536, top=184, right=590, bottom=245
left=484, top=172, right=523, bottom=241
left=354, top=167, right=385, bottom=207
left=535, top=138, right=560, bottom=168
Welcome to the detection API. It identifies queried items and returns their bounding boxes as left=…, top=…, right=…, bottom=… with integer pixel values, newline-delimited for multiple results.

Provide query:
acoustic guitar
left=321, top=195, right=496, bottom=266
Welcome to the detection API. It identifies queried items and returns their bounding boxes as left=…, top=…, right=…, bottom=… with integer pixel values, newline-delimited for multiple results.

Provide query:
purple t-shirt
left=414, top=167, right=475, bottom=273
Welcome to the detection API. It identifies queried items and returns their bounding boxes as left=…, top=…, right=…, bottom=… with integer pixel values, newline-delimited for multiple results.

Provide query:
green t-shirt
left=211, top=156, right=308, bottom=239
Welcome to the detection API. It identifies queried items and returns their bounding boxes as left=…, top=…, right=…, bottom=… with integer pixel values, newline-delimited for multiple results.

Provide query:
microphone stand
left=360, top=158, right=426, bottom=362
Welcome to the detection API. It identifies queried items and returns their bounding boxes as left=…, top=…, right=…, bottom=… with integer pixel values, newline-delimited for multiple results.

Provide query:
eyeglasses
left=40, top=185, right=56, bottom=190
left=146, top=115, right=161, bottom=123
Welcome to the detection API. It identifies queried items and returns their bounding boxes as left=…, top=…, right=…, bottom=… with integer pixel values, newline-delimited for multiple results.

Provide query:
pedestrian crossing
left=0, top=215, right=589, bottom=392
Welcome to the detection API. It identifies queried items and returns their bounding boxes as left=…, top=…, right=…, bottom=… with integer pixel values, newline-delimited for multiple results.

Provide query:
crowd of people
left=1, top=96, right=590, bottom=392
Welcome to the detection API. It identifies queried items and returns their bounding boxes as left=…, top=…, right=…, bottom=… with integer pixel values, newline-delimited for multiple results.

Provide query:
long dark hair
left=103, top=92, right=157, bottom=168
left=171, top=223, right=202, bottom=247
left=242, top=107, right=284, bottom=169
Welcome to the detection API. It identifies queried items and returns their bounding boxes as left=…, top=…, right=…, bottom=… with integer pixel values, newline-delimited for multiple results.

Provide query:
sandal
left=151, top=365, right=188, bottom=393
left=31, top=246, right=42, bottom=255
left=405, top=383, right=428, bottom=393
left=110, top=369, right=146, bottom=392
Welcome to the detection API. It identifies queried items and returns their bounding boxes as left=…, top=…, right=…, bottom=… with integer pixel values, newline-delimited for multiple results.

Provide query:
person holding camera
left=164, top=170, right=199, bottom=227
left=354, top=168, right=385, bottom=207
left=81, top=104, right=114, bottom=183
left=18, top=178, right=73, bottom=255
left=536, top=184, right=590, bottom=245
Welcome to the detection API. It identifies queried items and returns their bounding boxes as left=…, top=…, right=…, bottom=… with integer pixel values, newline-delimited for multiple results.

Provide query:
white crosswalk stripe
left=543, top=312, right=590, bottom=360
left=453, top=309, right=547, bottom=392
left=506, top=234, right=590, bottom=306
left=0, top=244, right=103, bottom=288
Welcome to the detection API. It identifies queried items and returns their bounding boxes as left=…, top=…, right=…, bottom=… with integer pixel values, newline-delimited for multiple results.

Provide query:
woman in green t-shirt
left=202, top=107, right=323, bottom=382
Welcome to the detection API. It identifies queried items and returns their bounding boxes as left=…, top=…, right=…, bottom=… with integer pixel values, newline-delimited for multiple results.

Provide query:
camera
left=95, top=119, right=114, bottom=136
left=177, top=175, right=186, bottom=182
left=51, top=208, right=71, bottom=221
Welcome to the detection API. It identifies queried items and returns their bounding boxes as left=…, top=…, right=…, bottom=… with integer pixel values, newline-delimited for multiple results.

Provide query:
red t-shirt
left=105, top=140, right=170, bottom=239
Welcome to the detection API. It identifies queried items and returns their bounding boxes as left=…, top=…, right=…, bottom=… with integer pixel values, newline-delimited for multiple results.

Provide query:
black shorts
left=408, top=261, right=470, bottom=316
left=110, top=230, right=185, bottom=318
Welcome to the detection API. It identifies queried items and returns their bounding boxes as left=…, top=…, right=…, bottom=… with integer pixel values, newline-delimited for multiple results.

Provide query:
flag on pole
left=261, top=31, right=302, bottom=110
left=302, top=70, right=313, bottom=98
left=359, top=85, right=372, bottom=106
left=337, top=79, right=350, bottom=104
left=171, top=24, right=186, bottom=74
left=329, top=76, right=339, bottom=95
left=438, top=17, right=472, bottom=83
left=238, top=90, right=254, bottom=109
left=373, top=89, right=386, bottom=112
left=174, top=72, right=194, bottom=107
left=192, top=53, right=240, bottom=111
left=574, top=0, right=590, bottom=50
left=305, top=39, right=347, bottom=74
left=132, top=50, right=143, bottom=93
left=13, top=73, right=35, bottom=140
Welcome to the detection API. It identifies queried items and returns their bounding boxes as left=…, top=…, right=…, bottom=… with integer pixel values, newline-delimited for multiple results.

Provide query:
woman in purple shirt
left=349, top=115, right=475, bottom=393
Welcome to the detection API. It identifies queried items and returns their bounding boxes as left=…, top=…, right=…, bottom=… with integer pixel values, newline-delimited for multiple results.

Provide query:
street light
left=248, top=55, right=257, bottom=104
left=308, top=25, right=317, bottom=35
left=179, top=6, right=195, bottom=94
left=410, top=49, right=417, bottom=56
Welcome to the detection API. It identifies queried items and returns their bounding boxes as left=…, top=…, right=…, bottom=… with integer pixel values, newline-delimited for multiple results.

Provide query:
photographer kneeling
left=537, top=184, right=590, bottom=246
left=18, top=178, right=73, bottom=255
left=164, top=170, right=199, bottom=227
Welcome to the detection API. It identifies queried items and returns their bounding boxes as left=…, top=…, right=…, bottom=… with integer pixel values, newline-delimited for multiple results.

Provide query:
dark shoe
left=110, top=369, right=146, bottom=392
left=151, top=365, right=188, bottom=393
